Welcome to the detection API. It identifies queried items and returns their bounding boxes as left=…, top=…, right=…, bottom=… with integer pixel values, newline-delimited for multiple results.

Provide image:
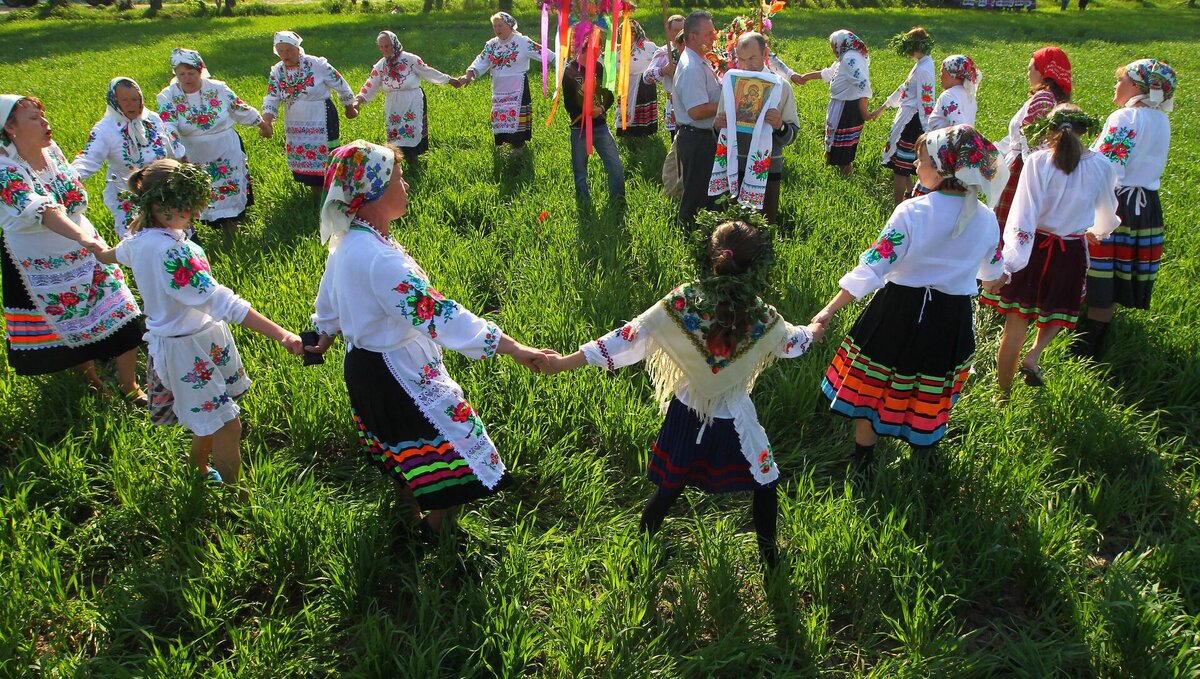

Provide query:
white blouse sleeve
left=223, top=83, right=263, bottom=126
left=1001, top=154, right=1043, bottom=275
left=976, top=210, right=1005, bottom=283
left=1088, top=160, right=1122, bottom=240
left=0, top=161, right=59, bottom=232
left=310, top=252, right=341, bottom=336
left=580, top=319, right=648, bottom=371
left=371, top=250, right=502, bottom=360
left=774, top=322, right=814, bottom=358
left=411, top=54, right=453, bottom=85
left=356, top=59, right=386, bottom=104
left=927, top=90, right=954, bottom=131
left=838, top=207, right=913, bottom=299
left=158, top=241, right=252, bottom=324
left=70, top=123, right=109, bottom=181
left=468, top=41, right=493, bottom=76
left=820, top=61, right=838, bottom=83
left=317, top=57, right=356, bottom=106
left=263, top=64, right=283, bottom=117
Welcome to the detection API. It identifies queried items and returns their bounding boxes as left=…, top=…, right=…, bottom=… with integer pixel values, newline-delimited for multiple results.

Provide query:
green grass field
left=2, top=5, right=1200, bottom=676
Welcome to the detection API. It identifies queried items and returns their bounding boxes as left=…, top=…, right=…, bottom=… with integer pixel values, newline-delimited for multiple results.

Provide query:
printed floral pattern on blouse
left=862, top=230, right=905, bottom=265
left=1098, top=126, right=1137, bottom=166
left=660, top=284, right=779, bottom=374
left=393, top=272, right=458, bottom=339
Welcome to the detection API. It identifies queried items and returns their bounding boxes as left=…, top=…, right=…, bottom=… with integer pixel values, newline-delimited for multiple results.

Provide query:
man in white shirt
left=672, top=10, right=721, bottom=228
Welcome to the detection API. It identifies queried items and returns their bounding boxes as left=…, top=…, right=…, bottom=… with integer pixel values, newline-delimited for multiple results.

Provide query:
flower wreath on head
left=118, top=162, right=212, bottom=224
left=1023, top=108, right=1100, bottom=147
left=888, top=30, right=934, bottom=58
left=688, top=204, right=778, bottom=340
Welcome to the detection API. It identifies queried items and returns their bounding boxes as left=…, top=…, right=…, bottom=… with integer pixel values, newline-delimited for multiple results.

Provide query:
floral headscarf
left=494, top=12, right=518, bottom=29
left=378, top=30, right=406, bottom=80
left=922, top=124, right=999, bottom=237
left=1126, top=59, right=1177, bottom=112
left=829, top=29, right=868, bottom=59
left=942, top=54, right=980, bottom=101
left=170, top=48, right=210, bottom=79
left=1032, top=46, right=1071, bottom=95
left=320, top=140, right=396, bottom=252
left=273, top=31, right=306, bottom=58
left=105, top=77, right=153, bottom=148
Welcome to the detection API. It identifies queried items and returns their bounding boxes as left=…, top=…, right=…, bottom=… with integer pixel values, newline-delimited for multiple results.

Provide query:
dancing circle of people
left=0, top=8, right=1177, bottom=570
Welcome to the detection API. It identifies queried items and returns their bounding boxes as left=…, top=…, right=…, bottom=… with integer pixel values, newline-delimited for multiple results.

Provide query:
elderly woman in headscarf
left=262, top=31, right=358, bottom=192
left=71, top=77, right=187, bottom=238
left=992, top=46, right=1072, bottom=235
left=1076, top=59, right=1178, bottom=359
left=305, top=140, right=549, bottom=536
left=157, top=48, right=269, bottom=243
left=928, top=54, right=981, bottom=131
left=353, top=31, right=460, bottom=162
left=459, top=12, right=554, bottom=153
left=614, top=19, right=660, bottom=138
left=1, top=94, right=144, bottom=401
left=812, top=125, right=1005, bottom=470
left=794, top=29, right=879, bottom=175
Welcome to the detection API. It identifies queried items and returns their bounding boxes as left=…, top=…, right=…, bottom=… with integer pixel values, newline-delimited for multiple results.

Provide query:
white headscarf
left=923, top=124, right=999, bottom=237
left=104, top=77, right=153, bottom=148
left=319, top=139, right=396, bottom=252
left=0, top=94, right=25, bottom=157
left=273, top=30, right=306, bottom=58
left=170, top=47, right=211, bottom=83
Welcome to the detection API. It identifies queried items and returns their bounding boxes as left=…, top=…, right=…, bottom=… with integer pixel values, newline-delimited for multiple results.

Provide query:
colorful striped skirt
left=992, top=156, right=1024, bottom=238
left=616, top=80, right=659, bottom=137
left=980, top=230, right=1088, bottom=329
left=822, top=282, right=975, bottom=447
left=883, top=114, right=924, bottom=176
left=826, top=100, right=864, bottom=167
left=344, top=347, right=509, bottom=511
left=648, top=398, right=771, bottom=494
left=2, top=238, right=143, bottom=376
left=1087, top=186, right=1164, bottom=310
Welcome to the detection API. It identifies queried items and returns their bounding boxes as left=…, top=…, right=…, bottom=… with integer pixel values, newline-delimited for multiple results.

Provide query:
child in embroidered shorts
left=79, top=159, right=304, bottom=487
left=543, top=217, right=825, bottom=568
left=981, top=104, right=1119, bottom=391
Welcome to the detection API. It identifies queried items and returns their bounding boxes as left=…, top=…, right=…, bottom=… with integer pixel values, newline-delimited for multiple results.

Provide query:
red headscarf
left=1032, top=46, right=1072, bottom=95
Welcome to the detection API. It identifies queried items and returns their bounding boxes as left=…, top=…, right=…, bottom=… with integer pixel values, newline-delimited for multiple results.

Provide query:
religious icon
left=732, top=75, right=774, bottom=134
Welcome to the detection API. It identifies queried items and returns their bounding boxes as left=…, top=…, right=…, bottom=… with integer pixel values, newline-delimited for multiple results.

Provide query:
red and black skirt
left=1087, top=186, right=1163, bottom=310
left=821, top=282, right=975, bottom=447
left=648, top=398, right=772, bottom=493
left=980, top=230, right=1088, bottom=329
left=343, top=347, right=509, bottom=511
left=616, top=80, right=659, bottom=137
left=826, top=101, right=864, bottom=167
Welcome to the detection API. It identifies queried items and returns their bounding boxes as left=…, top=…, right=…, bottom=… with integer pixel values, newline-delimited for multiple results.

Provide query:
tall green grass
left=1, top=5, right=1198, bottom=675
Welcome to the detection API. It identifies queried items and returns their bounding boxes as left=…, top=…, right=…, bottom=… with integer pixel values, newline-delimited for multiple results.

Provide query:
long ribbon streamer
left=618, top=11, right=632, bottom=130
left=584, top=26, right=601, bottom=155
left=541, top=2, right=550, bottom=97
left=546, top=24, right=574, bottom=127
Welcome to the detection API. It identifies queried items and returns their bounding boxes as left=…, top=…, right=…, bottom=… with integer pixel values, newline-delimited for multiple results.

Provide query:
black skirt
left=826, top=101, right=864, bottom=167
left=343, top=347, right=509, bottom=511
left=821, top=283, right=975, bottom=446
left=883, top=114, right=924, bottom=176
left=2, top=238, right=143, bottom=376
left=616, top=79, right=659, bottom=137
left=981, top=231, right=1088, bottom=329
left=648, top=398, right=773, bottom=494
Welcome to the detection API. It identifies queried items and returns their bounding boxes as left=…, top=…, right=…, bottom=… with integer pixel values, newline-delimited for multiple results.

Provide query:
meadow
left=2, top=4, right=1199, bottom=676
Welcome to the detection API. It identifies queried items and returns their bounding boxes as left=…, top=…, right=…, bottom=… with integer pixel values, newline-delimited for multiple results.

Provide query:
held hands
left=302, top=333, right=336, bottom=356
left=810, top=308, right=835, bottom=329
left=257, top=119, right=274, bottom=139
left=661, top=62, right=677, bottom=79
left=805, top=321, right=827, bottom=344
left=869, top=105, right=886, bottom=120
left=1085, top=230, right=1102, bottom=247
left=508, top=342, right=558, bottom=373
left=344, top=103, right=359, bottom=120
left=278, top=331, right=305, bottom=356
left=981, top=276, right=1008, bottom=296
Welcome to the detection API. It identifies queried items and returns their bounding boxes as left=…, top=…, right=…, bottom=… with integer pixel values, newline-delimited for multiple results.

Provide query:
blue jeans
left=570, top=124, right=625, bottom=203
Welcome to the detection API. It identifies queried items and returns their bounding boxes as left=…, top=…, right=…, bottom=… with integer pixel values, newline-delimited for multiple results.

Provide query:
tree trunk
left=497, top=0, right=512, bottom=10
left=149, top=0, right=162, bottom=9
left=222, top=0, right=233, bottom=13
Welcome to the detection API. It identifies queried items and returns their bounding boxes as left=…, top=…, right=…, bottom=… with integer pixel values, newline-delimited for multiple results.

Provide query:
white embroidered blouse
left=840, top=191, right=1004, bottom=298
left=927, top=84, right=976, bottom=131
left=356, top=53, right=454, bottom=102
left=114, top=228, right=251, bottom=337
left=821, top=50, right=872, bottom=101
left=1091, top=106, right=1171, bottom=190
left=883, top=55, right=935, bottom=130
left=262, top=55, right=356, bottom=118
left=468, top=33, right=551, bottom=81
left=1001, top=149, right=1121, bottom=275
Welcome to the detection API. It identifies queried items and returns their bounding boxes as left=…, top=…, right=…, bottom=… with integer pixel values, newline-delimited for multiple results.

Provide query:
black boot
left=1071, top=318, right=1111, bottom=360
left=852, top=443, right=876, bottom=473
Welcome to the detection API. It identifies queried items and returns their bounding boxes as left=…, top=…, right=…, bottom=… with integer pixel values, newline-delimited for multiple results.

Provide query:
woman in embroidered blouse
left=543, top=219, right=824, bottom=570
left=307, top=140, right=549, bottom=536
left=0, top=95, right=144, bottom=400
left=353, top=31, right=460, bottom=162
left=928, top=54, right=980, bottom=132
left=72, top=77, right=187, bottom=238
left=981, top=105, right=1119, bottom=391
left=793, top=29, right=879, bottom=176
left=874, top=27, right=936, bottom=206
left=1076, top=59, right=1177, bottom=359
left=642, top=15, right=685, bottom=139
left=615, top=20, right=660, bottom=138
left=79, top=159, right=303, bottom=488
left=262, top=31, right=358, bottom=192
left=459, top=12, right=554, bottom=153
left=992, top=46, right=1071, bottom=236
left=158, top=48, right=269, bottom=244
left=813, top=125, right=1005, bottom=469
